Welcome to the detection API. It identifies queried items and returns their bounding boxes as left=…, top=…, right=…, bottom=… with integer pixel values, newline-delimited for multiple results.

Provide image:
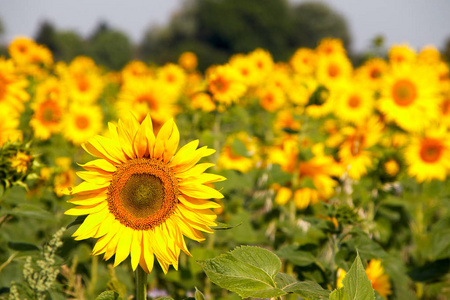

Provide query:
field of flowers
left=0, top=36, right=449, bottom=300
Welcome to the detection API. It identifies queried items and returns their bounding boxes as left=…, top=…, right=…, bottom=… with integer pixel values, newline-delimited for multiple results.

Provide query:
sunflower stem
left=135, top=265, right=148, bottom=300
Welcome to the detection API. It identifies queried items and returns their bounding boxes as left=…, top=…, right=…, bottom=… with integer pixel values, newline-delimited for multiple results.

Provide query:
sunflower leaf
left=342, top=253, right=375, bottom=300
left=198, top=246, right=286, bottom=298
left=211, top=221, right=242, bottom=230
left=282, top=281, right=330, bottom=299
left=7, top=242, right=40, bottom=252
left=95, top=291, right=123, bottom=300
left=194, top=287, right=206, bottom=300
left=329, top=288, right=347, bottom=300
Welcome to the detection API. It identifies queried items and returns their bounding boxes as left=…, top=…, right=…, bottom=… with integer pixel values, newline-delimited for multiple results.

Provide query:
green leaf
left=230, top=246, right=281, bottom=278
left=342, top=254, right=375, bottom=300
left=198, top=246, right=286, bottom=298
left=3, top=203, right=55, bottom=221
left=211, top=222, right=242, bottom=230
left=95, top=291, right=123, bottom=300
left=66, top=215, right=88, bottom=229
left=329, top=288, right=347, bottom=300
left=231, top=139, right=249, bottom=157
left=274, top=273, right=297, bottom=289
left=7, top=242, right=40, bottom=252
left=282, top=281, right=330, bottom=300
left=276, top=245, right=317, bottom=267
left=195, top=287, right=206, bottom=300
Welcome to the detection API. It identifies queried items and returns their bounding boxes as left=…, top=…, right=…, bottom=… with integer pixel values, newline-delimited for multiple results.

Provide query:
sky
left=1, top=0, right=450, bottom=53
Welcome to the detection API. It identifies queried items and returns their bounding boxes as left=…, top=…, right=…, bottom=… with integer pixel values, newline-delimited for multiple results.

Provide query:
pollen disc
left=107, top=158, right=179, bottom=230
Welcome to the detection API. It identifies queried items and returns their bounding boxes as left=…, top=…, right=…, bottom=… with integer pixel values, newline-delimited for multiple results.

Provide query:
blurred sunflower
left=439, top=94, right=450, bottom=128
left=121, top=61, right=153, bottom=84
left=258, top=84, right=286, bottom=112
left=417, top=46, right=441, bottom=65
left=178, top=52, right=198, bottom=72
left=116, top=77, right=177, bottom=130
left=217, top=132, right=259, bottom=173
left=157, top=63, right=187, bottom=99
left=354, top=58, right=387, bottom=91
left=229, top=54, right=259, bottom=87
left=190, top=93, right=216, bottom=112
left=0, top=108, right=22, bottom=146
left=8, top=37, right=37, bottom=65
left=30, top=97, right=65, bottom=140
left=207, top=65, right=246, bottom=106
left=316, top=54, right=352, bottom=89
left=249, top=48, right=274, bottom=84
left=405, top=128, right=450, bottom=182
left=388, top=44, right=416, bottom=65
left=290, top=48, right=316, bottom=76
left=61, top=104, right=103, bottom=145
left=365, top=259, right=392, bottom=299
left=316, top=38, right=346, bottom=57
left=65, top=114, right=224, bottom=273
left=338, top=117, right=384, bottom=180
left=0, top=58, right=30, bottom=113
left=378, top=63, right=439, bottom=132
left=332, top=83, right=374, bottom=125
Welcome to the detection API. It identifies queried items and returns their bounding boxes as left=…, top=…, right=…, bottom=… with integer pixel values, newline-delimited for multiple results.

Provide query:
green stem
left=135, top=265, right=148, bottom=300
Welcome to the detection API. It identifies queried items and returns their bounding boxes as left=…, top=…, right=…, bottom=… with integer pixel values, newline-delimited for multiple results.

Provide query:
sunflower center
left=75, top=116, right=89, bottom=130
left=420, top=140, right=443, bottom=163
left=348, top=95, right=361, bottom=108
left=210, top=77, right=229, bottom=94
left=441, top=99, right=450, bottom=115
left=392, top=79, right=416, bottom=106
left=107, top=158, right=179, bottom=230
left=137, top=94, right=157, bottom=110
left=77, top=77, right=90, bottom=92
left=328, top=63, right=340, bottom=78
left=369, top=68, right=381, bottom=79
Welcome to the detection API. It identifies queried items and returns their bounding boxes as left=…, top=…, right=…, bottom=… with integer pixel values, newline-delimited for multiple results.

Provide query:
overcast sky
left=1, top=0, right=450, bottom=53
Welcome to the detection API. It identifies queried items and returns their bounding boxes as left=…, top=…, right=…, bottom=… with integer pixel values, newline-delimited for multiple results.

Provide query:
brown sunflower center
left=209, top=77, right=229, bottom=94
left=107, top=158, right=179, bottom=230
left=328, top=63, right=340, bottom=78
left=420, top=139, right=443, bottom=163
left=75, top=116, right=89, bottom=130
left=369, top=68, right=381, bottom=79
left=0, top=75, right=7, bottom=100
left=392, top=79, right=416, bottom=106
left=348, top=95, right=361, bottom=108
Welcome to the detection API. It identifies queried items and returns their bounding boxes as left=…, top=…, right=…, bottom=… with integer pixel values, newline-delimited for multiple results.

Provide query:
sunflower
left=439, top=94, right=450, bottom=129
left=378, top=63, right=439, bottom=132
left=354, top=58, right=387, bottom=91
left=290, top=48, right=316, bottom=76
left=388, top=44, right=416, bottom=65
left=157, top=63, right=187, bottom=99
left=316, top=54, right=352, bottom=89
left=65, top=114, right=224, bottom=273
left=316, top=38, right=346, bottom=57
left=178, top=52, right=198, bottom=72
left=207, top=65, right=246, bottom=106
left=257, top=84, right=286, bottom=112
left=0, top=58, right=30, bottom=113
left=365, top=259, right=392, bottom=299
left=332, top=83, right=374, bottom=125
left=116, top=77, right=177, bottom=130
left=217, top=132, right=259, bottom=173
left=229, top=54, right=259, bottom=87
left=61, top=104, right=104, bottom=145
left=30, top=97, right=65, bottom=140
left=0, top=107, right=22, bottom=146
left=338, top=117, right=384, bottom=180
left=404, top=128, right=450, bottom=182
left=8, top=37, right=37, bottom=65
left=190, top=93, right=216, bottom=112
left=417, top=46, right=441, bottom=65
left=121, top=61, right=153, bottom=84
left=249, top=48, right=274, bottom=84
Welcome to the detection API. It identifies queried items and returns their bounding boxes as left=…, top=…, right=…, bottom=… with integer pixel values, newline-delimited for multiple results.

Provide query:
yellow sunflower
left=354, top=58, right=387, bottom=91
left=61, top=104, right=104, bottom=145
left=157, top=63, right=187, bottom=99
left=316, top=38, right=346, bottom=57
left=65, top=114, right=224, bottom=273
left=229, top=54, right=259, bottom=87
left=207, top=65, right=246, bottom=106
left=388, top=44, right=416, bottom=65
left=439, top=94, right=450, bottom=129
left=338, top=117, right=384, bottom=180
left=249, top=48, right=274, bottom=84
left=290, top=48, right=316, bottom=76
left=121, top=61, right=153, bottom=84
left=0, top=58, right=30, bottom=113
left=417, top=45, right=441, bottom=65
left=178, top=52, right=198, bottom=72
left=258, top=84, right=286, bottom=112
left=8, top=37, right=37, bottom=65
left=116, top=77, right=177, bottom=130
left=190, top=93, right=216, bottom=112
left=30, top=97, right=65, bottom=140
left=217, top=132, right=259, bottom=173
left=365, top=259, right=392, bottom=299
left=332, top=83, right=374, bottom=125
left=404, top=128, right=450, bottom=182
left=316, top=54, right=352, bottom=89
left=378, top=63, right=439, bottom=132
left=0, top=107, right=22, bottom=146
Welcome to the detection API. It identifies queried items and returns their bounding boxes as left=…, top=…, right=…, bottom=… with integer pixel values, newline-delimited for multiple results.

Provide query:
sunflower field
left=0, top=36, right=450, bottom=300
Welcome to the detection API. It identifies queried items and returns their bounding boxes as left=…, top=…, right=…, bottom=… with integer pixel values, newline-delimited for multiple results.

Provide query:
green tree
left=88, top=22, right=133, bottom=70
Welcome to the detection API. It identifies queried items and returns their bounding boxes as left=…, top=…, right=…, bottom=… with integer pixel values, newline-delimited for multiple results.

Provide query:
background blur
left=1, top=0, right=450, bottom=70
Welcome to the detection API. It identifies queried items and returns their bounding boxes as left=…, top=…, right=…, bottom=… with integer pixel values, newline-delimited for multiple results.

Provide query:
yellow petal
left=79, top=159, right=117, bottom=173
left=169, top=140, right=199, bottom=168
left=114, top=227, right=133, bottom=267
left=175, top=163, right=215, bottom=178
left=130, top=230, right=142, bottom=271
left=67, top=190, right=107, bottom=205
left=177, top=195, right=222, bottom=209
left=65, top=201, right=108, bottom=216
left=93, top=213, right=116, bottom=238
left=72, top=208, right=109, bottom=238
left=76, top=171, right=111, bottom=185
left=133, top=115, right=151, bottom=158
left=65, top=181, right=109, bottom=196
left=104, top=224, right=125, bottom=261
left=179, top=184, right=224, bottom=199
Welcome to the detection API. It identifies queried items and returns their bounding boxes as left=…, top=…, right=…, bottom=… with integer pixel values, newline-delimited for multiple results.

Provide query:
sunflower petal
left=133, top=115, right=151, bottom=158
left=79, top=159, right=117, bottom=173
left=179, top=184, right=224, bottom=199
left=114, top=227, right=133, bottom=267
left=131, top=230, right=142, bottom=271
left=65, top=201, right=108, bottom=216
left=178, top=195, right=222, bottom=209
